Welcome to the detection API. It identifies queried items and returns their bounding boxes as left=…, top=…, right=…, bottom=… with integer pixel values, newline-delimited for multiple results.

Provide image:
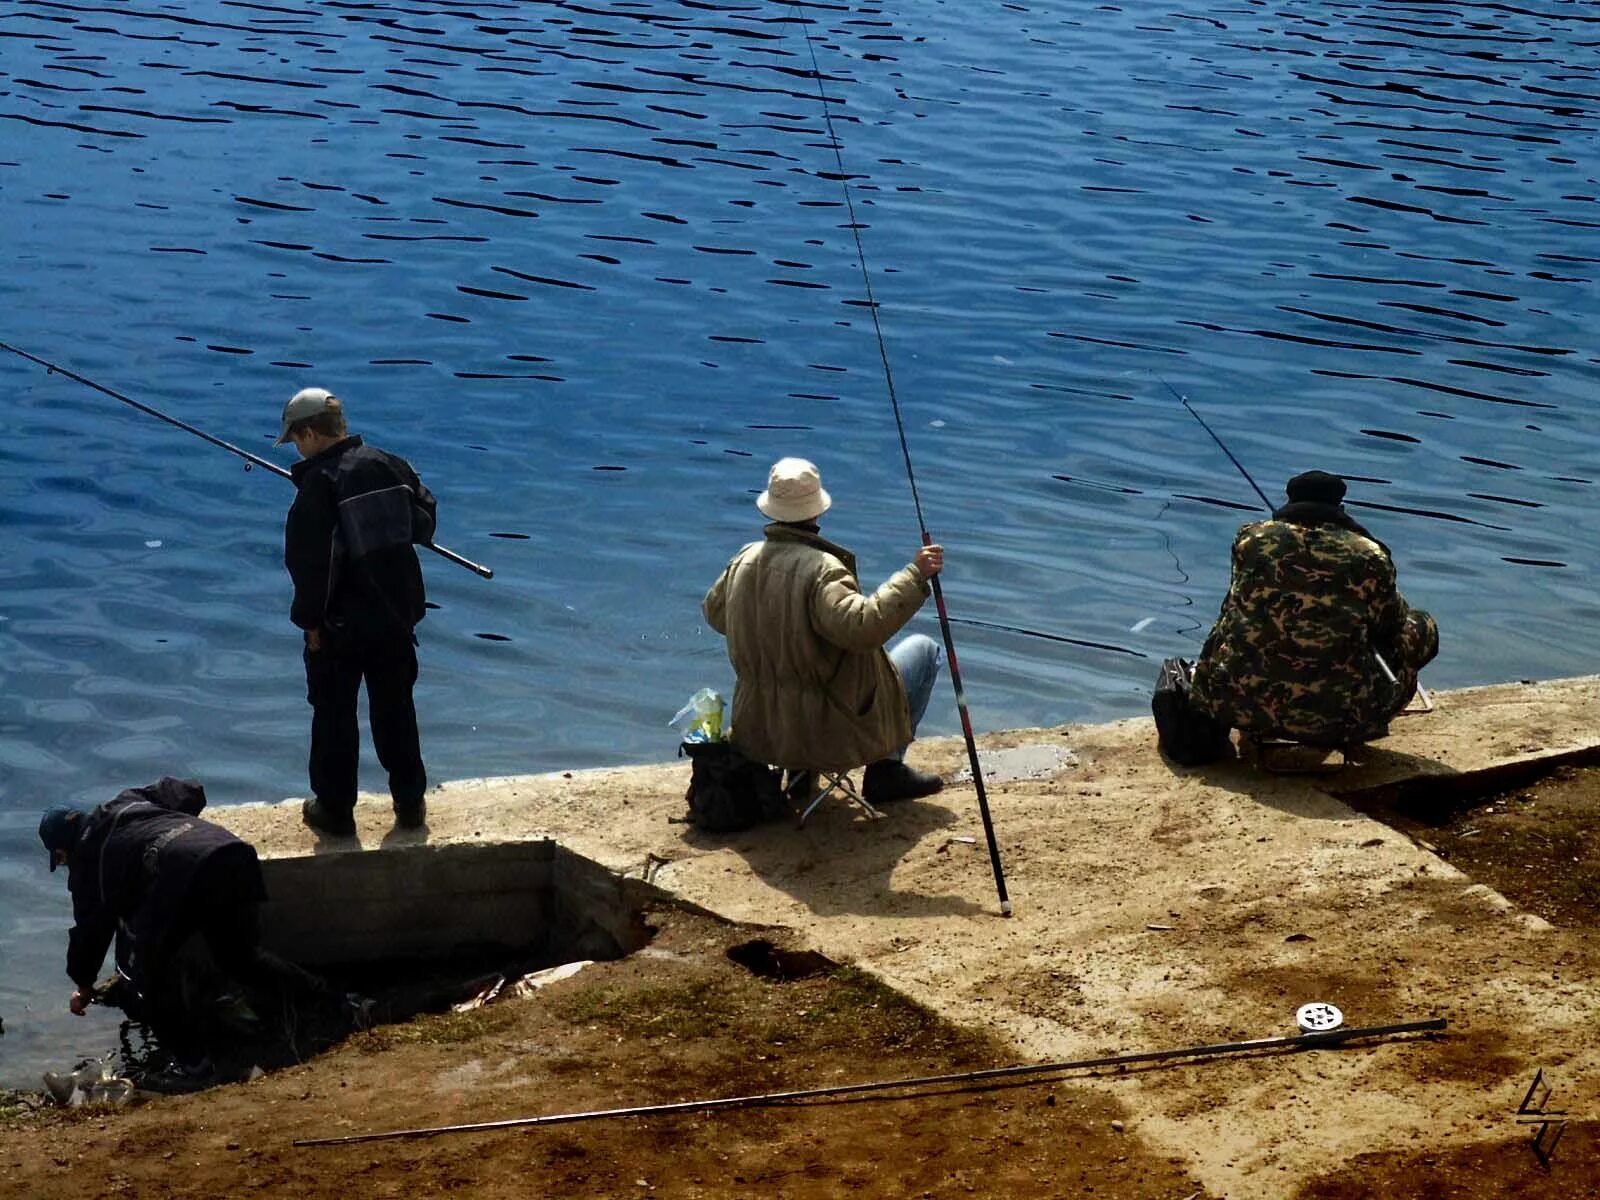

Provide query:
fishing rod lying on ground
left=294, top=1015, right=1446, bottom=1147
left=788, top=5, right=1010, bottom=915
left=1157, top=375, right=1428, bottom=704
left=1, top=339, right=493, bottom=579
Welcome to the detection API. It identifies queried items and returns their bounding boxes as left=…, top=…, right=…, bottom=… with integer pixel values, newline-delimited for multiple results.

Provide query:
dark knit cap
left=1285, top=470, right=1346, bottom=505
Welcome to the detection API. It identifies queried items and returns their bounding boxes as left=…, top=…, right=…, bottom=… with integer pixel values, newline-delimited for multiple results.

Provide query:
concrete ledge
left=258, top=840, right=661, bottom=969
left=215, top=675, right=1600, bottom=1200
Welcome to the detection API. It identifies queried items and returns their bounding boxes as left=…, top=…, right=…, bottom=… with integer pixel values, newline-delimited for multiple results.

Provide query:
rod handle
left=424, top=542, right=494, bottom=579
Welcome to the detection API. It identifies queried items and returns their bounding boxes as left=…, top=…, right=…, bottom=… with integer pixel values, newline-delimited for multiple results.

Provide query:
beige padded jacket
left=702, top=524, right=930, bottom=771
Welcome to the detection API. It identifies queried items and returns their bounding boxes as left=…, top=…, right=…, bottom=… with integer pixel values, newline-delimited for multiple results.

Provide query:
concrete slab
left=952, top=742, right=1079, bottom=783
left=216, top=674, right=1600, bottom=1199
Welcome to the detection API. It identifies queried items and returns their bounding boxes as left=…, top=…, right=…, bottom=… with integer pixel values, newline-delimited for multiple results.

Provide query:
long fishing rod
left=1155, top=376, right=1272, bottom=510
left=294, top=1015, right=1446, bottom=1146
left=1, top=340, right=493, bottom=579
left=789, top=6, right=1010, bottom=916
left=1158, top=374, right=1418, bottom=693
left=947, top=616, right=1150, bottom=659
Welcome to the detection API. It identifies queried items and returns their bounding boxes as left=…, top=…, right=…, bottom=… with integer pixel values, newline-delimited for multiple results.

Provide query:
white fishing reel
left=1296, top=1001, right=1345, bottom=1034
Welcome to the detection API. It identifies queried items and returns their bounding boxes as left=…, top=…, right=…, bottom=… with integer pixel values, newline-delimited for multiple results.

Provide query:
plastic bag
left=669, top=688, right=726, bottom=743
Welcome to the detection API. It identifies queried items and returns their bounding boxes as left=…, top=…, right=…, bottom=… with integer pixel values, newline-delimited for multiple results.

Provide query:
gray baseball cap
left=275, top=387, right=338, bottom=444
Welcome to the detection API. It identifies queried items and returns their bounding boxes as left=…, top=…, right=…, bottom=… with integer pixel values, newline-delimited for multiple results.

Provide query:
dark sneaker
left=393, top=799, right=426, bottom=830
left=862, top=760, right=944, bottom=805
left=302, top=799, right=356, bottom=837
left=139, top=1057, right=217, bottom=1094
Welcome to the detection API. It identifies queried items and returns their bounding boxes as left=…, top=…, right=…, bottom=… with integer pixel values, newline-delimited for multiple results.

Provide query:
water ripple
left=0, top=0, right=1596, bottom=1085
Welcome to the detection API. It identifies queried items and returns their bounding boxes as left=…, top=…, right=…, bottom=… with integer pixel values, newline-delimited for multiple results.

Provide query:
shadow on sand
left=680, top=794, right=987, bottom=919
left=1160, top=739, right=1458, bottom=821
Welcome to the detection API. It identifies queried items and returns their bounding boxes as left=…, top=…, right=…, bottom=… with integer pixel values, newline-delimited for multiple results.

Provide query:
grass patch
left=357, top=1004, right=521, bottom=1050
left=550, top=976, right=736, bottom=1040
left=0, top=1092, right=114, bottom=1131
left=1424, top=767, right=1600, bottom=926
left=0, top=1092, right=39, bottom=1127
left=802, top=967, right=961, bottom=1049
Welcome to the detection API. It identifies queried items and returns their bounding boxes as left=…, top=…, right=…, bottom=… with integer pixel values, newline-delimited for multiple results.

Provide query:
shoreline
left=8, top=675, right=1598, bottom=1197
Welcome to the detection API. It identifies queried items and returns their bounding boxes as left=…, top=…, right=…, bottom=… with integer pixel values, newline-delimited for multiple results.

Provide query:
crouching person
left=40, top=777, right=345, bottom=1085
left=703, top=457, right=946, bottom=806
left=1190, top=470, right=1438, bottom=747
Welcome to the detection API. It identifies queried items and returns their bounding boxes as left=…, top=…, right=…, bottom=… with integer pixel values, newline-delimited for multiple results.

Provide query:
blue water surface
left=1, top=0, right=1596, bottom=1085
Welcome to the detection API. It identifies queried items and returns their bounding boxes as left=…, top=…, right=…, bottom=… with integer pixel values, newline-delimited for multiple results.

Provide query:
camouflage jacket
left=1190, top=518, right=1422, bottom=744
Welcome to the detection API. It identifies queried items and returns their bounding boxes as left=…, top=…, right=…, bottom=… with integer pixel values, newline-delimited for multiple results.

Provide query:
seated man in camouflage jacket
left=1190, top=470, right=1438, bottom=746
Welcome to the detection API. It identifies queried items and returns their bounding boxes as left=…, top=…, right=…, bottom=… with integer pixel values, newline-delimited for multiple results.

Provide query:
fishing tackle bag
left=679, top=741, right=787, bottom=833
left=1151, top=657, right=1233, bottom=766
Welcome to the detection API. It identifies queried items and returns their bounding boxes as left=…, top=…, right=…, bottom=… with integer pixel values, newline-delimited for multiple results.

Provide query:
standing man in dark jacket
left=39, top=777, right=336, bottom=1076
left=279, top=386, right=437, bottom=836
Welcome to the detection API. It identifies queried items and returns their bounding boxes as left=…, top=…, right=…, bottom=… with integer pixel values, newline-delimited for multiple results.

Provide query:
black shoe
left=139, top=1057, right=217, bottom=1094
left=862, top=760, right=943, bottom=805
left=302, top=799, right=356, bottom=837
left=393, top=799, right=426, bottom=829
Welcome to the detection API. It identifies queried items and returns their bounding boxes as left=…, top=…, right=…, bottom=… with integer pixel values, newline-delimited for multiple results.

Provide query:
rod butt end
left=1000, top=900, right=1013, bottom=918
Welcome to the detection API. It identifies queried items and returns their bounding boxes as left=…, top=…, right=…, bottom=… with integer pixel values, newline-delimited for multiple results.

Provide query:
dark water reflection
left=1, top=0, right=1596, bottom=1081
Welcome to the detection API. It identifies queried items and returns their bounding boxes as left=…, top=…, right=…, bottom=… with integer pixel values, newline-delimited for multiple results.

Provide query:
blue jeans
left=888, top=633, right=943, bottom=760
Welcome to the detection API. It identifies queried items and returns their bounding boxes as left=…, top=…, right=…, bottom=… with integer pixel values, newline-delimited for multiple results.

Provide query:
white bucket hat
left=757, top=457, right=832, bottom=523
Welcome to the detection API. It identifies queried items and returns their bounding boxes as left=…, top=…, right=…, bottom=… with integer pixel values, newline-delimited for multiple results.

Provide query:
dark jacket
left=64, top=778, right=265, bottom=991
left=285, top=436, right=438, bottom=640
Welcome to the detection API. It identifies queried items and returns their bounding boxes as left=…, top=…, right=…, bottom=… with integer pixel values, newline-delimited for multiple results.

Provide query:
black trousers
left=139, top=857, right=333, bottom=1063
left=304, top=632, right=426, bottom=816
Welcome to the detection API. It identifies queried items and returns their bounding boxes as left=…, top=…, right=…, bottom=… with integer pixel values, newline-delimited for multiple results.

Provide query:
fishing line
left=787, top=3, right=1010, bottom=915
left=1151, top=498, right=1204, bottom=641
left=0, top=339, right=493, bottom=579
left=946, top=616, right=1149, bottom=660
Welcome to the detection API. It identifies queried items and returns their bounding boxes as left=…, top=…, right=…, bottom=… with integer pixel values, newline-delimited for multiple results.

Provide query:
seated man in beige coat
left=703, top=457, right=946, bottom=805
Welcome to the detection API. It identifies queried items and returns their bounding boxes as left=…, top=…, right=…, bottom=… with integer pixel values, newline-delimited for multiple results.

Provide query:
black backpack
left=679, top=741, right=788, bottom=832
left=1151, top=658, right=1233, bottom=766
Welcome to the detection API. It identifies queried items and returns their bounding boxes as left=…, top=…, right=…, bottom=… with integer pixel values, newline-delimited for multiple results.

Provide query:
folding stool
left=795, top=769, right=883, bottom=826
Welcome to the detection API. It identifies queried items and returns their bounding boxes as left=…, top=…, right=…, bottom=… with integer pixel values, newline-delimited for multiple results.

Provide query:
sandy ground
left=183, top=674, right=1600, bottom=1197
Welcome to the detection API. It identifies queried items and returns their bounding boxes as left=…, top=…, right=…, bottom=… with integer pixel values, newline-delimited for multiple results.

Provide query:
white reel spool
left=1296, top=1002, right=1344, bottom=1034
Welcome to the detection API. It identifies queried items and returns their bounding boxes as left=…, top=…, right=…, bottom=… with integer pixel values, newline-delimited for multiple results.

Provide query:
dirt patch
left=1212, top=964, right=1397, bottom=1031
left=0, top=907, right=1209, bottom=1200
left=1346, top=764, right=1600, bottom=928
left=1294, top=1121, right=1599, bottom=1199
left=1400, top=1027, right=1525, bottom=1090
